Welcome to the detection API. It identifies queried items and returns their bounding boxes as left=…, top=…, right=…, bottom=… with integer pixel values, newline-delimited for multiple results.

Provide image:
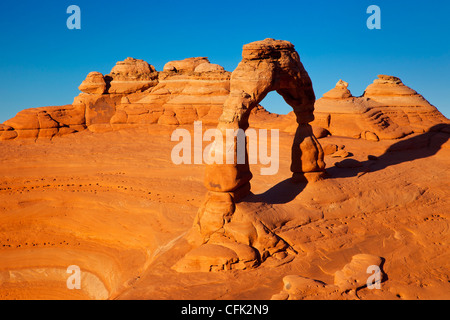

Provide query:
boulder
left=312, top=126, right=331, bottom=139
left=163, top=57, right=210, bottom=73
left=194, top=63, right=225, bottom=73
left=78, top=72, right=106, bottom=94
left=322, top=143, right=338, bottom=155
left=330, top=149, right=351, bottom=158
left=4, top=108, right=41, bottom=130
left=2, top=104, right=87, bottom=140
left=322, top=79, right=352, bottom=99
left=334, top=254, right=384, bottom=290
left=107, top=57, right=158, bottom=94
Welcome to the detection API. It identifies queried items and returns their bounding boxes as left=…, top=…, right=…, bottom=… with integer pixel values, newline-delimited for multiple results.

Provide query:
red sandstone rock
left=194, top=62, right=225, bottom=73
left=311, top=76, right=449, bottom=141
left=322, top=79, right=352, bottom=99
left=176, top=39, right=325, bottom=273
left=322, top=143, right=338, bottom=155
left=73, top=93, right=122, bottom=131
left=363, top=75, right=449, bottom=133
left=78, top=72, right=107, bottom=95
left=107, top=57, right=158, bottom=94
left=172, top=244, right=239, bottom=272
left=3, top=104, right=86, bottom=140
left=163, top=57, right=210, bottom=73
left=2, top=54, right=448, bottom=148
left=0, top=124, right=17, bottom=140
left=271, top=254, right=385, bottom=300
left=334, top=254, right=384, bottom=290
left=0, top=63, right=449, bottom=301
left=117, top=64, right=230, bottom=127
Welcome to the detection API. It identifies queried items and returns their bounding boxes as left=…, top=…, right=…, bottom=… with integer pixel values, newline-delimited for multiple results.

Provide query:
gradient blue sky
left=0, top=0, right=449, bottom=122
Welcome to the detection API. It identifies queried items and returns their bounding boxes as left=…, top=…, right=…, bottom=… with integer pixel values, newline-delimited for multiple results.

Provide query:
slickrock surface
left=0, top=123, right=448, bottom=299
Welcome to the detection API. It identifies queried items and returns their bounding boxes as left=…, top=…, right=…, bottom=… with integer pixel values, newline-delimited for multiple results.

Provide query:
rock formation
left=113, top=58, right=230, bottom=128
left=107, top=57, right=158, bottom=94
left=163, top=57, right=209, bottom=72
left=2, top=105, right=85, bottom=140
left=271, top=254, right=385, bottom=300
left=312, top=75, right=449, bottom=141
left=209, top=38, right=326, bottom=186
left=364, top=75, right=449, bottom=131
left=173, top=39, right=326, bottom=273
left=1, top=57, right=232, bottom=139
left=1, top=41, right=449, bottom=299
left=2, top=55, right=448, bottom=143
left=323, top=79, right=352, bottom=99
left=78, top=72, right=107, bottom=95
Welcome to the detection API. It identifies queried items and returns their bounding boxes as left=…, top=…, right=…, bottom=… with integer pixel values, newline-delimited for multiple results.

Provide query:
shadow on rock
left=245, top=178, right=307, bottom=205
left=328, top=124, right=450, bottom=179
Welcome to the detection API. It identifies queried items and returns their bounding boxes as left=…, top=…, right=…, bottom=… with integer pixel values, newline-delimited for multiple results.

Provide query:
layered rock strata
left=173, top=39, right=326, bottom=272
left=312, top=75, right=448, bottom=141
left=1, top=57, right=231, bottom=139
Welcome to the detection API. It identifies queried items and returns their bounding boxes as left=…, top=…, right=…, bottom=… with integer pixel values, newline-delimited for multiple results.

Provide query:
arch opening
left=259, top=91, right=294, bottom=115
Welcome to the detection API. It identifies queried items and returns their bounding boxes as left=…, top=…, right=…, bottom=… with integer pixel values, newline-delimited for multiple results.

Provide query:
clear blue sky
left=0, top=0, right=449, bottom=122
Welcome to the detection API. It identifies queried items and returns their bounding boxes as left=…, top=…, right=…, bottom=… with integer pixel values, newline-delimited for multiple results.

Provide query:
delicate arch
left=174, top=39, right=327, bottom=273
left=205, top=39, right=325, bottom=198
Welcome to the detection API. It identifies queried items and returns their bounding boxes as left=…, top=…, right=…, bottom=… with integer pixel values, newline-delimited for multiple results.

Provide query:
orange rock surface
left=3, top=60, right=446, bottom=144
left=2, top=57, right=231, bottom=139
left=312, top=75, right=449, bottom=141
left=0, top=40, right=449, bottom=300
left=0, top=122, right=449, bottom=299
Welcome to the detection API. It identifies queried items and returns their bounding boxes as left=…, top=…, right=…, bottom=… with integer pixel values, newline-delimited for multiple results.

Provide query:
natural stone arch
left=205, top=39, right=325, bottom=199
left=173, top=39, right=326, bottom=273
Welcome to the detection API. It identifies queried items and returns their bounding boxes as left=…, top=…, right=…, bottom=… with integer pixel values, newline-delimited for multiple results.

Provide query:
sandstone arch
left=205, top=38, right=326, bottom=198
left=173, top=39, right=326, bottom=273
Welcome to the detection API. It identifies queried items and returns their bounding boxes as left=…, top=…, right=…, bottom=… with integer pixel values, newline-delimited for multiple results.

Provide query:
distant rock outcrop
left=1, top=54, right=448, bottom=142
left=163, top=57, right=209, bottom=72
left=2, top=105, right=84, bottom=140
left=115, top=57, right=230, bottom=128
left=363, top=75, right=448, bottom=132
left=323, top=79, right=352, bottom=99
left=311, top=75, right=449, bottom=141
left=107, top=57, right=158, bottom=94
left=1, top=57, right=231, bottom=140
left=78, top=72, right=107, bottom=95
